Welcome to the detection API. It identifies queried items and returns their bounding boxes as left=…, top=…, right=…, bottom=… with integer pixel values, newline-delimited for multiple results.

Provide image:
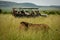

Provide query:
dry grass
left=0, top=14, right=60, bottom=40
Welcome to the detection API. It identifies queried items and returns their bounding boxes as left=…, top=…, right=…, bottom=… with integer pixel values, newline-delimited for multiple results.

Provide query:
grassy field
left=0, top=14, right=60, bottom=40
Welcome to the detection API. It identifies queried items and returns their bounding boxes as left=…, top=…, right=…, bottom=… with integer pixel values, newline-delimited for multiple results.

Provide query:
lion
left=20, top=21, right=50, bottom=32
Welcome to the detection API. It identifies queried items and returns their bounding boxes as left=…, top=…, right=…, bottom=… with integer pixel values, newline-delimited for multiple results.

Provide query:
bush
left=43, top=11, right=50, bottom=15
left=42, top=11, right=60, bottom=15
left=0, top=9, right=2, bottom=13
left=2, top=11, right=12, bottom=14
left=43, top=11, right=49, bottom=14
left=48, top=11, right=56, bottom=15
left=3, top=12, right=7, bottom=14
left=56, top=11, right=60, bottom=15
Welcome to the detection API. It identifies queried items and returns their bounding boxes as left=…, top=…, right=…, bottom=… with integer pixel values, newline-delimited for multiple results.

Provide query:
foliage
left=0, top=9, right=2, bottom=13
left=42, top=11, right=60, bottom=15
left=0, top=10, right=60, bottom=15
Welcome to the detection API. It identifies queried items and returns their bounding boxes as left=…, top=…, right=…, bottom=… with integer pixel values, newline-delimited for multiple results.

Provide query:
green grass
left=0, top=14, right=60, bottom=40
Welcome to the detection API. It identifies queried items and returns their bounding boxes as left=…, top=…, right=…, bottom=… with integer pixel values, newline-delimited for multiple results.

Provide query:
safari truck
left=12, top=8, right=41, bottom=17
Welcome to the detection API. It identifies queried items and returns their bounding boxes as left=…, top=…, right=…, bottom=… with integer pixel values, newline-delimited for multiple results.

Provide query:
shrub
left=42, top=11, right=49, bottom=15
left=48, top=11, right=56, bottom=15
left=2, top=11, right=12, bottom=14
left=56, top=11, right=60, bottom=15
left=0, top=9, right=2, bottom=13
left=3, top=12, right=7, bottom=14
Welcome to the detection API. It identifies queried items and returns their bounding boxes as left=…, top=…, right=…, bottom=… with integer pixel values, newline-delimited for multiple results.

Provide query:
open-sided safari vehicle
left=12, top=8, right=41, bottom=17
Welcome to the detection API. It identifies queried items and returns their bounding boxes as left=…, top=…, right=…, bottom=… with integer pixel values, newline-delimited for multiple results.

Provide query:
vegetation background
left=0, top=9, right=60, bottom=40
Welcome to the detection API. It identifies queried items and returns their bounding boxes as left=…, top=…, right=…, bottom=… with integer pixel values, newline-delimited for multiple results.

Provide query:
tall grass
left=0, top=14, right=60, bottom=40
